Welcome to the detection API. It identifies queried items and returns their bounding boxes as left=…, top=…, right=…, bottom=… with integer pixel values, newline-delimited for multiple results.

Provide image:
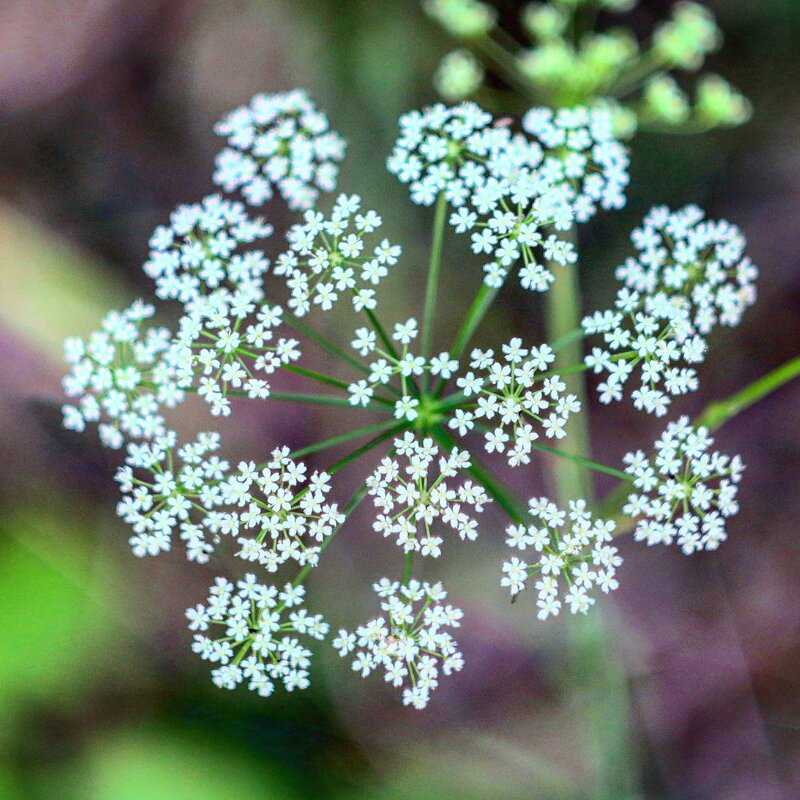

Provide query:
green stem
left=543, top=229, right=637, bottom=800
left=551, top=327, right=586, bottom=354
left=289, top=419, right=402, bottom=460
left=402, top=551, right=414, bottom=585
left=432, top=426, right=527, bottom=523
left=283, top=312, right=369, bottom=376
left=544, top=227, right=592, bottom=505
left=422, top=192, right=448, bottom=387
left=471, top=35, right=543, bottom=102
left=283, top=364, right=351, bottom=392
left=365, top=308, right=400, bottom=361
left=695, top=354, right=800, bottom=431
left=268, top=391, right=389, bottom=413
left=284, top=481, right=371, bottom=596
left=528, top=441, right=630, bottom=482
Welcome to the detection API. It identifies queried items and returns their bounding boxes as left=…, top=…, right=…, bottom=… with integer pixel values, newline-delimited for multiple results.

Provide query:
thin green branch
left=268, top=391, right=388, bottom=413
left=289, top=419, right=402, bottom=460
left=695, top=354, right=800, bottom=431
left=598, top=353, right=800, bottom=533
left=326, top=421, right=407, bottom=476
left=283, top=364, right=350, bottom=392
left=432, top=426, right=527, bottom=523
left=283, top=312, right=369, bottom=376
left=422, top=192, right=448, bottom=386
left=365, top=308, right=400, bottom=361
left=402, top=551, right=414, bottom=585
left=285, top=481, right=371, bottom=595
left=527, top=440, right=630, bottom=482
left=544, top=227, right=593, bottom=505
left=436, top=282, right=500, bottom=396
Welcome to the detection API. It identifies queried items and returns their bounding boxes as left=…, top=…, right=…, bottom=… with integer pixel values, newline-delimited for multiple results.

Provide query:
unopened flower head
left=448, top=338, right=580, bottom=466
left=434, top=49, right=485, bottom=101
left=422, top=0, right=497, bottom=39
left=367, top=432, right=490, bottom=557
left=187, top=575, right=328, bottom=695
left=653, top=1, right=721, bottom=72
left=623, top=415, right=744, bottom=554
left=333, top=578, right=464, bottom=709
left=276, top=193, right=401, bottom=316
left=502, top=497, right=622, bottom=619
left=214, top=89, right=346, bottom=211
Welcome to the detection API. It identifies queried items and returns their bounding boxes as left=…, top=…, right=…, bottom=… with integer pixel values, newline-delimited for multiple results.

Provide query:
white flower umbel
left=367, top=433, right=489, bottom=556
left=217, top=446, right=345, bottom=572
left=171, top=301, right=300, bottom=417
left=387, top=101, right=509, bottom=208
left=448, top=338, right=580, bottom=466
left=502, top=498, right=622, bottom=619
left=333, top=578, right=464, bottom=709
left=389, top=101, right=587, bottom=292
left=618, top=205, right=757, bottom=333
left=62, top=300, right=174, bottom=449
left=623, top=415, right=744, bottom=554
left=275, top=193, right=402, bottom=316
left=187, top=576, right=329, bottom=695
left=213, top=89, right=346, bottom=211
left=116, top=431, right=228, bottom=561
left=144, top=194, right=272, bottom=308
left=582, top=205, right=757, bottom=415
left=521, top=106, right=630, bottom=223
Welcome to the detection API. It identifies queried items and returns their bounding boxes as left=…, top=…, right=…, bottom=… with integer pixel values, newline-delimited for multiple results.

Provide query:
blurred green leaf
left=0, top=200, right=124, bottom=357
left=0, top=765, right=23, bottom=800
left=79, top=726, right=300, bottom=800
left=0, top=509, right=118, bottom=712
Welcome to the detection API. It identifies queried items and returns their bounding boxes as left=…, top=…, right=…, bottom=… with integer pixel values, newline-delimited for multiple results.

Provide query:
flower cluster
left=521, top=106, right=630, bottom=222
left=388, top=101, right=591, bottom=292
left=333, top=579, right=464, bottom=709
left=59, top=82, right=755, bottom=713
left=275, top=193, right=402, bottom=316
left=213, top=89, right=346, bottom=211
left=502, top=498, right=622, bottom=619
left=623, top=415, right=744, bottom=554
left=187, top=576, right=328, bottom=695
left=144, top=194, right=272, bottom=307
left=116, top=431, right=227, bottom=561
left=582, top=205, right=757, bottom=415
left=448, top=339, right=580, bottom=466
left=172, top=302, right=300, bottom=417
left=367, top=433, right=489, bottom=556
left=347, top=317, right=458, bottom=421
left=220, top=447, right=345, bottom=572
left=62, top=301, right=172, bottom=449
left=427, top=0, right=749, bottom=137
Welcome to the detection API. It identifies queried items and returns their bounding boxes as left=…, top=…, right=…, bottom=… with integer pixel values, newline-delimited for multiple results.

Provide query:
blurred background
left=1, top=1, right=799, bottom=798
